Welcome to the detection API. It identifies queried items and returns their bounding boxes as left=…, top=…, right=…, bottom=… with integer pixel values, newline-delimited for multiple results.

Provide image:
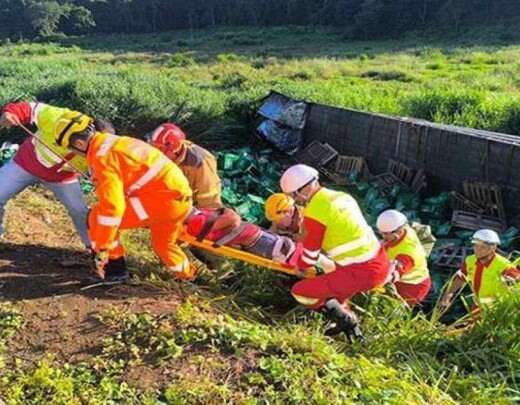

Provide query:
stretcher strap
left=196, top=207, right=226, bottom=242
left=213, top=223, right=248, bottom=247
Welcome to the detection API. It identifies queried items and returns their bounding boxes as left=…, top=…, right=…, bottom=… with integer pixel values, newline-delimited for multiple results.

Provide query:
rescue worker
left=147, top=123, right=222, bottom=208
left=440, top=229, right=520, bottom=311
left=377, top=210, right=431, bottom=306
left=54, top=111, right=195, bottom=281
left=265, top=193, right=304, bottom=238
left=280, top=164, right=390, bottom=340
left=0, top=101, right=97, bottom=248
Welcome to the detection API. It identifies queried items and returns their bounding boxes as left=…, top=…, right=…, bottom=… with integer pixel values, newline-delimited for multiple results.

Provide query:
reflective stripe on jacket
left=87, top=132, right=192, bottom=250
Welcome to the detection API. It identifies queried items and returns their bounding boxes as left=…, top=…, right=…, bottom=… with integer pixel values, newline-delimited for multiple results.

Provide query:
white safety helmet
left=280, top=164, right=319, bottom=194
left=471, top=229, right=501, bottom=245
left=376, top=209, right=408, bottom=233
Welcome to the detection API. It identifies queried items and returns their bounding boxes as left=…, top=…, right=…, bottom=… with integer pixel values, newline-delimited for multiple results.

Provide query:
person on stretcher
left=184, top=207, right=337, bottom=273
left=184, top=207, right=303, bottom=266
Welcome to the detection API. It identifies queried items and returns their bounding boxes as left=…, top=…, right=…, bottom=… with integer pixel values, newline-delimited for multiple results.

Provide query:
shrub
left=404, top=88, right=499, bottom=127
left=168, top=52, right=197, bottom=67
left=499, top=102, right=520, bottom=135
left=232, top=37, right=262, bottom=46
left=216, top=53, right=242, bottom=63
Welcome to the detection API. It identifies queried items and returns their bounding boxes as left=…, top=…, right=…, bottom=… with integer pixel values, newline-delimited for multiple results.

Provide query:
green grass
left=1, top=27, right=520, bottom=403
left=1, top=26, right=520, bottom=141
left=2, top=291, right=520, bottom=403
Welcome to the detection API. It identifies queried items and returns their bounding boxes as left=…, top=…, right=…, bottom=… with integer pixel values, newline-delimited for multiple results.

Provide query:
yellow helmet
left=265, top=193, right=295, bottom=222
left=54, top=111, right=93, bottom=148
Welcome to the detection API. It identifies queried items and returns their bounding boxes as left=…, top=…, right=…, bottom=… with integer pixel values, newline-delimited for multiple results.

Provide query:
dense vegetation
left=0, top=27, right=520, bottom=403
left=1, top=27, right=519, bottom=137
left=0, top=0, right=519, bottom=40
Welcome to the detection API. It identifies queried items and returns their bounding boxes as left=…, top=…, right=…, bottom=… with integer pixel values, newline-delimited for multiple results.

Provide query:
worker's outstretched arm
left=297, top=216, right=326, bottom=269
left=439, top=265, right=467, bottom=308
left=88, top=161, right=126, bottom=251
left=0, top=102, right=67, bottom=129
left=502, top=267, right=520, bottom=285
left=1, top=102, right=33, bottom=128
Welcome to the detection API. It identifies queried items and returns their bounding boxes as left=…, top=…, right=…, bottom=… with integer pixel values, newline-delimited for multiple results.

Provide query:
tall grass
left=1, top=30, right=520, bottom=140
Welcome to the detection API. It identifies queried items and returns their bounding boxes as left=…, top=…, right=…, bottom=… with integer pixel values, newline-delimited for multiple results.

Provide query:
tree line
left=0, top=0, right=519, bottom=40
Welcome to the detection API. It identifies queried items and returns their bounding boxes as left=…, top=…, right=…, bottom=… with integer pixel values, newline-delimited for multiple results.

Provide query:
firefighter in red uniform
left=280, top=164, right=390, bottom=340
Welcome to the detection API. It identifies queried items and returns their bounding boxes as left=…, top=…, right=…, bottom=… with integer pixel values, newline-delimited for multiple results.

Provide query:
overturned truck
left=257, top=91, right=520, bottom=231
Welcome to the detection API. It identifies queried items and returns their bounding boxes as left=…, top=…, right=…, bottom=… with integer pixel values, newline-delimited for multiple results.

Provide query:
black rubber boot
left=323, top=299, right=365, bottom=343
left=104, top=257, right=130, bottom=282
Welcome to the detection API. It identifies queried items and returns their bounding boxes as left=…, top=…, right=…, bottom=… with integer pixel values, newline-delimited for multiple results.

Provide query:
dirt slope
left=0, top=188, right=184, bottom=387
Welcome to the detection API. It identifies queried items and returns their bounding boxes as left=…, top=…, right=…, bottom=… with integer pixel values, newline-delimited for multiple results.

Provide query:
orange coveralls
left=87, top=132, right=194, bottom=279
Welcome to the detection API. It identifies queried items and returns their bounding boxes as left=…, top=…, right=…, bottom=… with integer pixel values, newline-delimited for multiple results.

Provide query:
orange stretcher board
left=179, top=232, right=316, bottom=279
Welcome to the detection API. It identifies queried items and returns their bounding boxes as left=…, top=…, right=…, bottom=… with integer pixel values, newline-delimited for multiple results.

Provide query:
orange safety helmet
left=148, top=123, right=187, bottom=153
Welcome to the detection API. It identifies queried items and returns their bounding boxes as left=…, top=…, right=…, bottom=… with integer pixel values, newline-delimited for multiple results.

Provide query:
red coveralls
left=291, top=188, right=390, bottom=309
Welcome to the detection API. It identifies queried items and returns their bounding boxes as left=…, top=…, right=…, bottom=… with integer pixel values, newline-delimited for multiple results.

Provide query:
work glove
left=318, top=254, right=335, bottom=274
left=384, top=260, right=401, bottom=284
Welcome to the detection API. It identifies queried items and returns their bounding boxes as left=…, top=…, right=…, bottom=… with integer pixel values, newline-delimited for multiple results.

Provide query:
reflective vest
left=386, top=226, right=430, bottom=284
left=30, top=103, right=89, bottom=174
left=304, top=188, right=379, bottom=266
left=465, top=254, right=513, bottom=306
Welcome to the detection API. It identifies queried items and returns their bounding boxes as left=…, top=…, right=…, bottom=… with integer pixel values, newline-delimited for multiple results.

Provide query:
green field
left=1, top=27, right=520, bottom=404
left=1, top=26, right=520, bottom=140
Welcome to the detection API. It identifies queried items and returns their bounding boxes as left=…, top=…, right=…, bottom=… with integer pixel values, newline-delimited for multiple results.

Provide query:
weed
left=0, top=306, right=23, bottom=341
left=99, top=312, right=183, bottom=367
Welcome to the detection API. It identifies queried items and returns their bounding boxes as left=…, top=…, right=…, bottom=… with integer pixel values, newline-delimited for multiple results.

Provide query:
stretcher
left=179, top=231, right=316, bottom=278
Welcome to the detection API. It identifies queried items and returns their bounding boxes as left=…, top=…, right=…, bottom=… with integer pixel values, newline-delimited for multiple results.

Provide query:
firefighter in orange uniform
left=54, top=111, right=194, bottom=282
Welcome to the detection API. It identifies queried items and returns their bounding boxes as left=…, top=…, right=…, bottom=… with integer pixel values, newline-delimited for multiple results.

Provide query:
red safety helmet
left=148, top=123, right=186, bottom=153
